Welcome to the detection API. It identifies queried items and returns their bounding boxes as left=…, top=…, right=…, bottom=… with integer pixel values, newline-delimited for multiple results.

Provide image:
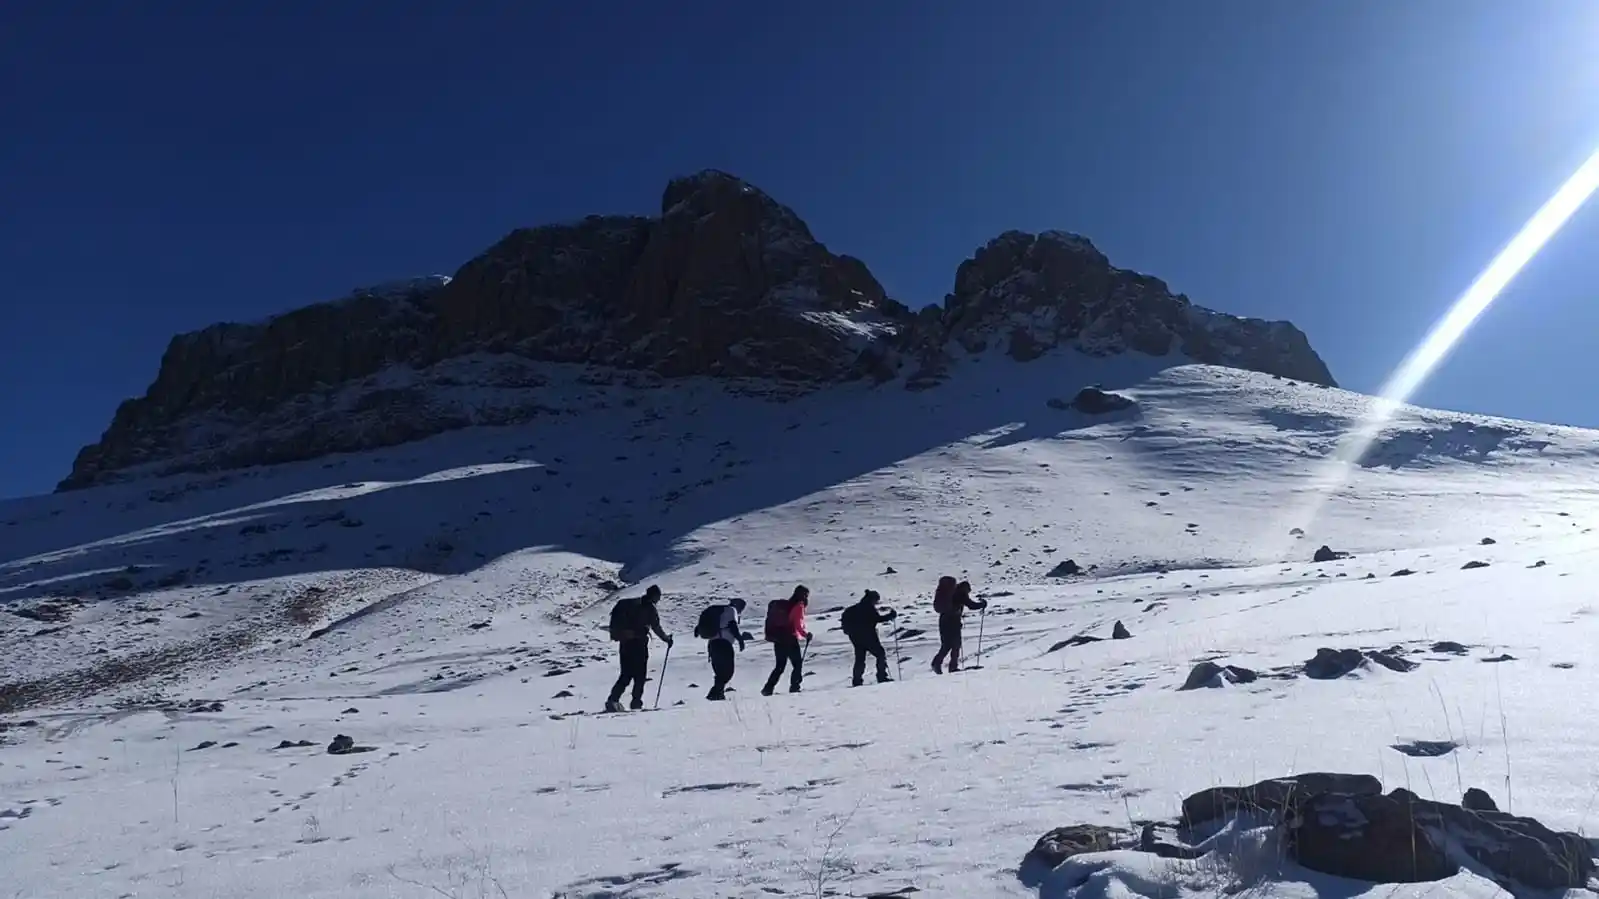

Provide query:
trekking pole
left=654, top=644, right=671, bottom=709
left=975, top=608, right=986, bottom=668
left=892, top=624, right=903, bottom=681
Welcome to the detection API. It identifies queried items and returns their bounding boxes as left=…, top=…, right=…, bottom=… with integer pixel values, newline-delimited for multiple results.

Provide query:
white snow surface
left=5, top=356, right=1599, bottom=898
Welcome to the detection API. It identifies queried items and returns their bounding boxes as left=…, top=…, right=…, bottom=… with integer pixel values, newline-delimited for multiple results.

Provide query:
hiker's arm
left=649, top=607, right=670, bottom=642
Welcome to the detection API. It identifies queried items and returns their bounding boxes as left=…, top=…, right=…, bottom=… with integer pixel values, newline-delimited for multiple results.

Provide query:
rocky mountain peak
left=59, top=172, right=1334, bottom=491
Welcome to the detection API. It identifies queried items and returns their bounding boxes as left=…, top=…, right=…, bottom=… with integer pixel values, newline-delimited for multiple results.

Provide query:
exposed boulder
left=1047, top=559, right=1082, bottom=577
left=1291, top=787, right=1594, bottom=889
left=1018, top=824, right=1130, bottom=886
left=1181, top=773, right=1381, bottom=827
left=1111, top=620, right=1131, bottom=640
left=1069, top=386, right=1136, bottom=415
left=1177, top=660, right=1257, bottom=691
left=1312, top=544, right=1349, bottom=563
left=1462, top=787, right=1499, bottom=812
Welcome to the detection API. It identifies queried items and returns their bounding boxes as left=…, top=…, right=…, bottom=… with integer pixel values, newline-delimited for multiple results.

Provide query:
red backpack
left=763, top=599, right=792, bottom=642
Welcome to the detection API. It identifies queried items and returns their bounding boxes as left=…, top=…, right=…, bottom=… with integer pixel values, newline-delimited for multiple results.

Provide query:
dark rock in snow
left=1365, top=649, right=1417, bottom=673
left=1531, top=560, right=1547, bottom=568
left=328, top=734, right=376, bottom=755
left=1312, top=545, right=1349, bottom=563
left=1048, top=634, right=1103, bottom=652
left=1431, top=641, right=1469, bottom=654
left=341, top=707, right=360, bottom=714
left=1461, top=560, right=1490, bottom=570
left=1047, top=559, right=1082, bottom=577
left=1178, top=661, right=1257, bottom=690
left=1182, top=773, right=1382, bottom=827
left=1019, top=824, right=1130, bottom=885
left=1068, top=387, right=1136, bottom=415
left=1390, top=739, right=1458, bottom=758
left=467, top=621, right=491, bottom=630
left=1480, top=537, right=1497, bottom=545
left=1304, top=648, right=1368, bottom=679
left=1292, top=786, right=1594, bottom=889
left=1481, top=653, right=1516, bottom=663
left=1111, top=620, right=1131, bottom=640
left=189, top=741, right=217, bottom=751
left=1391, top=568, right=1416, bottom=577
left=273, top=739, right=316, bottom=750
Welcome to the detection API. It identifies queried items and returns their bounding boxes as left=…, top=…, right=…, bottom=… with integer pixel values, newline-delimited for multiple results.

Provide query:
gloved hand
left=665, top=634, right=675, bottom=647
left=886, top=608, right=898, bottom=620
left=805, top=633, right=813, bottom=644
left=740, top=631, right=754, bottom=642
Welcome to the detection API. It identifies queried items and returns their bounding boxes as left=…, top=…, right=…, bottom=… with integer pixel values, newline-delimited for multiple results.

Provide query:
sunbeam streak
left=1277, top=143, right=1599, bottom=547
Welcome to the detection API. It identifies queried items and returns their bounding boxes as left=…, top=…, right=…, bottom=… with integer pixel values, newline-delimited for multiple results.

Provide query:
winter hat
left=955, top=580, right=971, bottom=594
left=729, top=598, right=747, bottom=611
left=863, top=590, right=881, bottom=604
left=644, top=585, right=662, bottom=600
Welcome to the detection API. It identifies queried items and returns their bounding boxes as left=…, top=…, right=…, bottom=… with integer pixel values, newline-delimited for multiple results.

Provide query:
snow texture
left=5, top=358, right=1599, bottom=898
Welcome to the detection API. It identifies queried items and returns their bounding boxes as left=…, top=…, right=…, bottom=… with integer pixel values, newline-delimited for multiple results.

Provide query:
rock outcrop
left=61, top=171, right=1335, bottom=490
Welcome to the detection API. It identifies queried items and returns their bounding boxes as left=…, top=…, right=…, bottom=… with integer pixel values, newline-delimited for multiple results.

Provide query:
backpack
left=694, top=604, right=724, bottom=640
left=839, top=604, right=866, bottom=638
left=763, top=598, right=792, bottom=642
left=933, top=580, right=955, bottom=616
left=608, top=598, right=643, bottom=641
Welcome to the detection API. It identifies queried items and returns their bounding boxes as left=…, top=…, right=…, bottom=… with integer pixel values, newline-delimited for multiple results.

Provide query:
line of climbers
left=602, top=576, right=989, bottom=712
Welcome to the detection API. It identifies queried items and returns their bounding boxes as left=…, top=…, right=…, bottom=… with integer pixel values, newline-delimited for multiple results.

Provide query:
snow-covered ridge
left=60, top=171, right=1332, bottom=491
left=6, top=358, right=1599, bottom=897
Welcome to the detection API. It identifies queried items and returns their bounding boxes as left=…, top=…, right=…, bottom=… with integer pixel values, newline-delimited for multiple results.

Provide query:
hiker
left=761, top=585, right=812, bottom=695
left=695, top=597, right=749, bottom=700
left=840, top=589, right=897, bottom=686
left=605, top=585, right=673, bottom=712
left=931, top=578, right=986, bottom=673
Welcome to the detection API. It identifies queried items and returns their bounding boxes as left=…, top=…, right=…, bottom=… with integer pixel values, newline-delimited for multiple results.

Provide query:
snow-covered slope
left=5, top=357, right=1599, bottom=898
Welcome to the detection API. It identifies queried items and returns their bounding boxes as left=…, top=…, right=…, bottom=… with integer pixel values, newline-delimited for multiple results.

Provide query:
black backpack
left=608, top=598, right=643, bottom=641
left=839, top=603, right=866, bottom=637
left=693, top=604, right=724, bottom=640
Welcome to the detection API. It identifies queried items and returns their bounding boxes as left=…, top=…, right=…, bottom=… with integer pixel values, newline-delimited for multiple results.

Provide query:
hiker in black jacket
left=705, top=598, right=749, bottom=701
left=606, top=585, right=673, bottom=712
left=840, top=589, right=897, bottom=686
left=931, top=578, right=986, bottom=674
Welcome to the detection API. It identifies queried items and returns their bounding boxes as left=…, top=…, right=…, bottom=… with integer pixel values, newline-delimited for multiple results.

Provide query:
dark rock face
left=60, top=172, right=1335, bottom=489
left=927, top=230, right=1334, bottom=386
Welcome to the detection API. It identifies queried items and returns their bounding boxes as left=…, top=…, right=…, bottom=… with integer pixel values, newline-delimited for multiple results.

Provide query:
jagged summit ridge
left=58, top=171, right=1333, bottom=490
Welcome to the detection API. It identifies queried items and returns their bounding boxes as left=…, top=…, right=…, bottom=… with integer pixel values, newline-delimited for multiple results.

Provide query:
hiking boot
left=788, top=683, right=802, bottom=694
left=931, top=661, right=943, bottom=674
left=707, top=691, right=725, bottom=701
left=603, top=699, right=623, bottom=713
left=877, top=674, right=894, bottom=683
left=850, top=678, right=864, bottom=687
left=760, top=685, right=774, bottom=697
left=629, top=698, right=644, bottom=711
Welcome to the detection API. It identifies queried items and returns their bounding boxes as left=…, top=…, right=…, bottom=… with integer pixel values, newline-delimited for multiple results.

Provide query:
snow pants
left=850, top=634, right=889, bottom=684
left=763, top=638, right=804, bottom=694
left=608, top=638, right=649, bottom=706
left=708, top=639, right=736, bottom=699
left=932, top=615, right=964, bottom=671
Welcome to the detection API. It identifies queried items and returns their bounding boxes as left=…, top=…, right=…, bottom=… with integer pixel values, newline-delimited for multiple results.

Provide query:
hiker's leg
left=851, top=641, right=867, bottom=685
left=763, top=642, right=786, bottom=693
left=787, top=642, right=804, bottom=691
left=868, top=637, right=889, bottom=680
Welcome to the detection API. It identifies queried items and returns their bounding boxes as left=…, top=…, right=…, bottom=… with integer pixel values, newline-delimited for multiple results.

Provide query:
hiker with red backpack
left=761, top=585, right=812, bottom=695
left=931, top=577, right=986, bottom=673
left=605, top=585, right=674, bottom=712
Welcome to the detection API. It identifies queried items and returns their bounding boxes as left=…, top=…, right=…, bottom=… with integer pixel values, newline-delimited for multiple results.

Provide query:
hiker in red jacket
left=762, top=585, right=812, bottom=695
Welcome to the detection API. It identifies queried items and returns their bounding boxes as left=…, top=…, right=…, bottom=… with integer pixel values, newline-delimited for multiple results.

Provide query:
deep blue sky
left=6, top=2, right=1599, bottom=499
